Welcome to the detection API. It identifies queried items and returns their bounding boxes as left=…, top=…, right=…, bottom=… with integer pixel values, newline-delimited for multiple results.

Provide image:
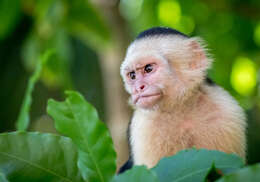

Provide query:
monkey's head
left=120, top=27, right=212, bottom=110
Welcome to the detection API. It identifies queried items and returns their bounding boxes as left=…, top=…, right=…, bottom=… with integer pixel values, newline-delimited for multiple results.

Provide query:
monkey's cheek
left=136, top=95, right=162, bottom=108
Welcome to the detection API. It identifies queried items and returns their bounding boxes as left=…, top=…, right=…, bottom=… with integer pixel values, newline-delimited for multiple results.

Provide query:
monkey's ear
left=188, top=39, right=209, bottom=70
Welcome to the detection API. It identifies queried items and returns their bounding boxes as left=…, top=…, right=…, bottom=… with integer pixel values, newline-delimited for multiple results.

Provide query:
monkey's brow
left=124, top=65, right=144, bottom=72
left=136, top=65, right=145, bottom=70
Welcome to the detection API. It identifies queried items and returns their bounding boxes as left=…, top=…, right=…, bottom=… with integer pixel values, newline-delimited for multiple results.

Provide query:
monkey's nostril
left=140, top=85, right=145, bottom=90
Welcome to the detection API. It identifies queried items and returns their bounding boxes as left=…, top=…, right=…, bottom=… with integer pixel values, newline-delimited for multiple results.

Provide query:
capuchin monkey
left=119, top=27, right=247, bottom=172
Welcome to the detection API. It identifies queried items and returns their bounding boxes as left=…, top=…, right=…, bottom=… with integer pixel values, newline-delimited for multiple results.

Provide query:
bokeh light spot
left=157, top=0, right=181, bottom=26
left=230, top=57, right=257, bottom=96
left=254, top=23, right=260, bottom=47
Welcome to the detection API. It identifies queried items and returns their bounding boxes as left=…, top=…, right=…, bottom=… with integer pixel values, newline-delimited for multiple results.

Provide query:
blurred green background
left=0, top=0, right=260, bottom=167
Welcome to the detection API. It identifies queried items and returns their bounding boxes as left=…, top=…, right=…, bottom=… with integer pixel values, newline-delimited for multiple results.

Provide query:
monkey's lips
left=133, top=93, right=162, bottom=107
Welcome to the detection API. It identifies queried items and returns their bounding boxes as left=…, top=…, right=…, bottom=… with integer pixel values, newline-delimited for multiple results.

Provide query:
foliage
left=47, top=91, right=116, bottom=182
left=0, top=0, right=259, bottom=162
left=0, top=0, right=260, bottom=181
left=0, top=132, right=84, bottom=182
left=16, top=50, right=54, bottom=131
left=152, top=149, right=244, bottom=182
left=21, top=0, right=110, bottom=90
left=0, top=86, right=259, bottom=181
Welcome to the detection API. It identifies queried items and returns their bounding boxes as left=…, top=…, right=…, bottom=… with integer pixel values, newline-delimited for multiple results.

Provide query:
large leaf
left=111, top=166, right=159, bottom=182
left=0, top=0, right=21, bottom=40
left=16, top=50, right=54, bottom=131
left=217, top=163, right=260, bottom=182
left=47, top=91, right=117, bottom=182
left=152, top=149, right=244, bottom=182
left=0, top=132, right=84, bottom=182
left=0, top=172, right=9, bottom=182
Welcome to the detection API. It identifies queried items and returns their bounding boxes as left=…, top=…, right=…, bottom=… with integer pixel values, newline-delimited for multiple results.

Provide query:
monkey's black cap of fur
left=135, top=27, right=189, bottom=40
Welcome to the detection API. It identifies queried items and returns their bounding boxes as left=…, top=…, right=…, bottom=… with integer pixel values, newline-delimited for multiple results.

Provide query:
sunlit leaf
left=0, top=0, right=21, bottom=40
left=0, top=132, right=84, bottom=182
left=16, top=50, right=54, bottom=131
left=47, top=91, right=117, bottom=182
left=230, top=57, right=257, bottom=96
left=216, top=163, right=260, bottom=182
left=112, top=166, right=159, bottom=182
left=152, top=149, right=244, bottom=182
left=157, top=0, right=181, bottom=26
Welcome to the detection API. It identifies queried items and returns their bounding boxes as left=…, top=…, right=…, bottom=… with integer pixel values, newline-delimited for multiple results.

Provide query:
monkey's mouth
left=133, top=93, right=162, bottom=104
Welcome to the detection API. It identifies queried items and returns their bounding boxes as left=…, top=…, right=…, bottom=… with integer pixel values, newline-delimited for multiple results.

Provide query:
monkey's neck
left=131, top=88, right=207, bottom=167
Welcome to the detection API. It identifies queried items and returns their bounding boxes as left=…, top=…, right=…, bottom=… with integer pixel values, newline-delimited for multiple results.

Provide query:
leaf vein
left=66, top=101, right=105, bottom=182
left=0, top=151, right=73, bottom=182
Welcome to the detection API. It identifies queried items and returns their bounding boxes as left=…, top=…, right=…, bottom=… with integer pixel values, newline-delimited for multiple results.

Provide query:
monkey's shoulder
left=200, top=84, right=246, bottom=124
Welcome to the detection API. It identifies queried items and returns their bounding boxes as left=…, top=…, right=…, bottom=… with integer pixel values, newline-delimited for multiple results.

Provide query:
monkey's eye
left=129, top=71, right=136, bottom=80
left=144, top=64, right=153, bottom=73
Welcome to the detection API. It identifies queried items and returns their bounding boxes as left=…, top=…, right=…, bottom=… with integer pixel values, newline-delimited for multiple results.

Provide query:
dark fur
left=136, top=27, right=189, bottom=40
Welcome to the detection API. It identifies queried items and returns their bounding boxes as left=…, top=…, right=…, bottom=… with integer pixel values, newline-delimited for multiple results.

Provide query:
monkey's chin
left=135, top=94, right=162, bottom=108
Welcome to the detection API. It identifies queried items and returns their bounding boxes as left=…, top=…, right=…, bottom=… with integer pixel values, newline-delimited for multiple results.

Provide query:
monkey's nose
left=140, top=85, right=145, bottom=90
left=137, top=85, right=146, bottom=92
left=135, top=81, right=146, bottom=92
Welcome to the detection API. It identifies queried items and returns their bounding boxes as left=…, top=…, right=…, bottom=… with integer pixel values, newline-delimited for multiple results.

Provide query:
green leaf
left=111, top=166, right=159, bottom=182
left=0, top=0, right=21, bottom=40
left=47, top=91, right=117, bottom=182
left=152, top=149, right=244, bottom=182
left=16, top=50, right=54, bottom=131
left=0, top=132, right=84, bottom=182
left=0, top=172, right=9, bottom=182
left=216, top=163, right=260, bottom=182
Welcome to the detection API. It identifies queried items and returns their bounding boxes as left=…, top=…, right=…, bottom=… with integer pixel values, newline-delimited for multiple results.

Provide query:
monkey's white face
left=121, top=35, right=211, bottom=110
left=123, top=57, right=166, bottom=109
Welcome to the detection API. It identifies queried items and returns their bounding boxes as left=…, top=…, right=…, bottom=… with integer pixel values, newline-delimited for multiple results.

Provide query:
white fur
left=120, top=35, right=247, bottom=168
left=130, top=85, right=246, bottom=168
